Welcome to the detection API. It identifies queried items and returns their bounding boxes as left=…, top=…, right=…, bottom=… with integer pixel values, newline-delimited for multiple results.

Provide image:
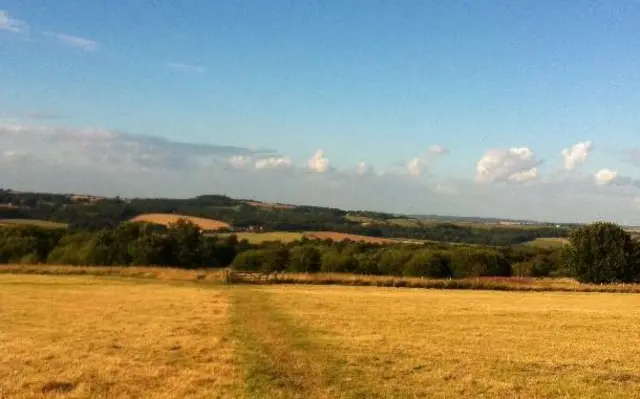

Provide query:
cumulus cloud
left=406, top=157, right=426, bottom=177
left=0, top=10, right=27, bottom=34
left=562, top=141, right=592, bottom=170
left=45, top=32, right=99, bottom=51
left=427, top=144, right=449, bottom=155
left=255, top=156, right=292, bottom=170
left=356, top=161, right=373, bottom=175
left=307, top=149, right=330, bottom=173
left=509, top=167, right=538, bottom=183
left=168, top=62, right=205, bottom=73
left=475, top=147, right=541, bottom=183
left=594, top=169, right=618, bottom=185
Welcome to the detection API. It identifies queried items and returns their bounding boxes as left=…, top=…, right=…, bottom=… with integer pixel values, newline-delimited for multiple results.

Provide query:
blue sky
left=2, top=1, right=640, bottom=222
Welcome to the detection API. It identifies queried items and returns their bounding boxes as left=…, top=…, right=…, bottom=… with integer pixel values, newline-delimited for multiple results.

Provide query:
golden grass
left=5, top=271, right=640, bottom=397
left=130, top=213, right=231, bottom=231
left=0, top=275, right=241, bottom=398
left=214, top=232, right=304, bottom=244
left=0, top=219, right=68, bottom=229
left=303, top=231, right=398, bottom=244
left=250, top=285, right=640, bottom=398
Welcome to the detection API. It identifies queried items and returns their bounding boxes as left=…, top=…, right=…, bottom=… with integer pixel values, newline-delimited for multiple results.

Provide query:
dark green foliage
left=231, top=247, right=288, bottom=276
left=567, top=222, right=640, bottom=284
left=449, top=248, right=511, bottom=277
left=403, top=250, right=451, bottom=278
left=320, top=250, right=358, bottom=273
left=288, top=246, right=321, bottom=272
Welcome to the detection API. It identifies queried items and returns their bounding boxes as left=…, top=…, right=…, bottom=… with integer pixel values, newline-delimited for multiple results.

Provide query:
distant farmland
left=0, top=219, right=67, bottom=229
left=131, top=213, right=231, bottom=231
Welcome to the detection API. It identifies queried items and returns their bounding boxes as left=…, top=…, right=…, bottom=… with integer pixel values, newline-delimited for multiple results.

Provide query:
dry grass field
left=131, top=213, right=231, bottom=231
left=4, top=272, right=640, bottom=398
left=214, top=232, right=304, bottom=244
left=303, top=231, right=398, bottom=244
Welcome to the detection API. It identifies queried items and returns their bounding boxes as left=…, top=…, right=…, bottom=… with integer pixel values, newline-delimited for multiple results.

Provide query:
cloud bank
left=2, top=122, right=640, bottom=224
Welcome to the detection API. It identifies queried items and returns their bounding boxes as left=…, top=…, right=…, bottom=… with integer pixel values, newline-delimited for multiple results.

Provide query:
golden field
left=3, top=271, right=640, bottom=398
left=130, top=213, right=231, bottom=231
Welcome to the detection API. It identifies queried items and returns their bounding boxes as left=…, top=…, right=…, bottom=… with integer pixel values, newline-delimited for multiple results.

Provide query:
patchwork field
left=3, top=274, right=640, bottom=398
left=131, top=213, right=231, bottom=231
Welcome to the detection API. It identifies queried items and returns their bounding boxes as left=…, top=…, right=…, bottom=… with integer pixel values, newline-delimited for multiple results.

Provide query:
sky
left=2, top=1, right=640, bottom=224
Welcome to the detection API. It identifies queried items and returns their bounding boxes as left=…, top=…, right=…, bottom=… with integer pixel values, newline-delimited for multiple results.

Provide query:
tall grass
left=231, top=272, right=640, bottom=293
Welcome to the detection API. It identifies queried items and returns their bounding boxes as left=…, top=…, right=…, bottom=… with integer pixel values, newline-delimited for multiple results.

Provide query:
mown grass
left=5, top=272, right=640, bottom=398
left=0, top=275, right=241, bottom=398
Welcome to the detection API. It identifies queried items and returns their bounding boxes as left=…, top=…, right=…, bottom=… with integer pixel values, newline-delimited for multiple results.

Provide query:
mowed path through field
left=3, top=276, right=640, bottom=398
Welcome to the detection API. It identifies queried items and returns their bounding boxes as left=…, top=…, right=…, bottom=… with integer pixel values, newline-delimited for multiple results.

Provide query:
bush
left=567, top=222, right=640, bottom=283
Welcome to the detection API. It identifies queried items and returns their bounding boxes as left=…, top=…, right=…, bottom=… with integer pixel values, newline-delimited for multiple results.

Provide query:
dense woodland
left=0, top=189, right=570, bottom=246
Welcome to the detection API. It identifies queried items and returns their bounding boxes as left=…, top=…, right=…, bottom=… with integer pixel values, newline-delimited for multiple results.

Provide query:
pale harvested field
left=0, top=275, right=240, bottom=398
left=4, top=273, right=640, bottom=398
left=131, top=213, right=231, bottom=230
left=213, top=231, right=304, bottom=244
left=304, top=231, right=397, bottom=244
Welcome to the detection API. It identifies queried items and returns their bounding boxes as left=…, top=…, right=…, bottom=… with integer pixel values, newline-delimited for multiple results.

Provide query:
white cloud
left=594, top=169, right=618, bottom=185
left=0, top=10, right=27, bottom=34
left=406, top=157, right=426, bottom=177
left=356, top=161, right=372, bottom=175
left=229, top=155, right=252, bottom=169
left=45, top=32, right=99, bottom=51
left=427, top=144, right=449, bottom=155
left=475, top=147, right=541, bottom=183
left=168, top=62, right=205, bottom=73
left=307, top=149, right=330, bottom=173
left=255, top=156, right=292, bottom=170
left=562, top=141, right=592, bottom=170
left=509, top=167, right=538, bottom=183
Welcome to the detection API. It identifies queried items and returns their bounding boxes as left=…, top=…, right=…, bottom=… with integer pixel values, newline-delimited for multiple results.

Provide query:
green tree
left=567, top=222, right=640, bottom=283
left=288, top=246, right=321, bottom=272
left=403, top=250, right=451, bottom=278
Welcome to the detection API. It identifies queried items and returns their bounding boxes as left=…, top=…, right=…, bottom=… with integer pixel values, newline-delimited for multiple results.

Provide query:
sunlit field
left=3, top=273, right=640, bottom=398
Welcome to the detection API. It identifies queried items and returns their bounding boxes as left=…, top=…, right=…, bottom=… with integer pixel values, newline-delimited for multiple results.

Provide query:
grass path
left=230, top=288, right=373, bottom=398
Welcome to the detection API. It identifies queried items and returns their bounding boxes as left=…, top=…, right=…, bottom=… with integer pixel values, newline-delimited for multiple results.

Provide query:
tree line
left=0, top=218, right=570, bottom=279
left=0, top=190, right=570, bottom=246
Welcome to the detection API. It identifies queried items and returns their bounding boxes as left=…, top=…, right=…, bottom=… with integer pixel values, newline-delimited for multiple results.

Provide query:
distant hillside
left=0, top=188, right=572, bottom=246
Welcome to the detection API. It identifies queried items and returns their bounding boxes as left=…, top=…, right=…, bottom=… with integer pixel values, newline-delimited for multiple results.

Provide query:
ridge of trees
left=0, top=189, right=569, bottom=246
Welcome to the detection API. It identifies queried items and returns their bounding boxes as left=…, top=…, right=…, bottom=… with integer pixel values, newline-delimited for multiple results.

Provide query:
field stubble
left=4, top=270, right=640, bottom=397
